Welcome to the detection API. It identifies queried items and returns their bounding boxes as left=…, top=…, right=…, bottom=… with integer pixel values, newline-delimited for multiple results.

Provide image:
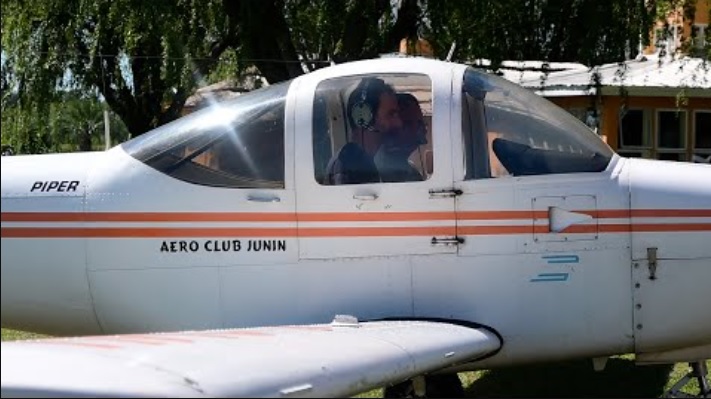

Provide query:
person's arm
left=326, top=151, right=352, bottom=185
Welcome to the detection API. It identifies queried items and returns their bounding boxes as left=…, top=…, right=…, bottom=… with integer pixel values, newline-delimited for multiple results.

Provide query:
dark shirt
left=325, top=142, right=381, bottom=185
left=374, top=146, right=424, bottom=183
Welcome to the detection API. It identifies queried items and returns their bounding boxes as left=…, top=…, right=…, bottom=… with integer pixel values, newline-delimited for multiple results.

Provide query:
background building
left=502, top=56, right=710, bottom=163
left=498, top=0, right=710, bottom=163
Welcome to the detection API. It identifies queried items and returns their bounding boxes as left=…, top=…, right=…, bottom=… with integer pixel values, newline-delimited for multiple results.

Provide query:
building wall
left=549, top=95, right=711, bottom=163
left=696, top=0, right=709, bottom=24
left=645, top=0, right=709, bottom=55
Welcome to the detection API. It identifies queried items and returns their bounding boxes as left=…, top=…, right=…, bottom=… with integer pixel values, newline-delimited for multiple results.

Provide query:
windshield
left=123, top=81, right=292, bottom=188
left=462, top=68, right=613, bottom=178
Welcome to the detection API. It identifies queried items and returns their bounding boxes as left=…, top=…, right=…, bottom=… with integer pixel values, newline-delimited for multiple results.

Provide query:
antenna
left=446, top=41, right=457, bottom=62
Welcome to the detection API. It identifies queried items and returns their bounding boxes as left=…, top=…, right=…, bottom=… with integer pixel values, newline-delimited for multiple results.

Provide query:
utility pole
left=104, top=109, right=111, bottom=150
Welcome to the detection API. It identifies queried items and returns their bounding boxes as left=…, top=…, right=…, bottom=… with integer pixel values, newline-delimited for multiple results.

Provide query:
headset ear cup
left=349, top=78, right=376, bottom=130
left=350, top=101, right=373, bottom=129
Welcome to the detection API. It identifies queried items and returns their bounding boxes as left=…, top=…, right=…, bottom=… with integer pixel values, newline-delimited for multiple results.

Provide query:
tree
left=3, top=0, right=691, bottom=147
left=1, top=0, right=234, bottom=136
left=49, top=92, right=130, bottom=152
left=177, top=0, right=423, bottom=84
left=1, top=104, right=54, bottom=154
left=1, top=0, right=421, bottom=140
left=424, top=0, right=659, bottom=67
left=1, top=90, right=129, bottom=154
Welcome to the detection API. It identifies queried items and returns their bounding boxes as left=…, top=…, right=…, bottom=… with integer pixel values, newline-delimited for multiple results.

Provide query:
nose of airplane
left=1, top=153, right=103, bottom=336
left=628, top=158, right=711, bottom=352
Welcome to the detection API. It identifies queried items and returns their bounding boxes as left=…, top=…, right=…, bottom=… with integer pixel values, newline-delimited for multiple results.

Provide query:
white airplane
left=1, top=57, right=710, bottom=398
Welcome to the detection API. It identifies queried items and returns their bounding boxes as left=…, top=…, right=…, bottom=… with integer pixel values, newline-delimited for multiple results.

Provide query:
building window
left=656, top=110, right=687, bottom=161
left=654, top=26, right=682, bottom=54
left=618, top=109, right=652, bottom=158
left=691, top=24, right=707, bottom=51
left=566, top=108, right=602, bottom=133
left=693, top=111, right=711, bottom=164
left=619, top=108, right=710, bottom=163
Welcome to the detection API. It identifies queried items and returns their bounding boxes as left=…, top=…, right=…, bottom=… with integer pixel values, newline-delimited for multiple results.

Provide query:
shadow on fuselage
left=466, top=357, right=674, bottom=398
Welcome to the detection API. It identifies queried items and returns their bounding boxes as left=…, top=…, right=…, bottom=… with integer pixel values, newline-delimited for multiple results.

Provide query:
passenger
left=325, top=77, right=402, bottom=185
left=374, top=93, right=428, bottom=182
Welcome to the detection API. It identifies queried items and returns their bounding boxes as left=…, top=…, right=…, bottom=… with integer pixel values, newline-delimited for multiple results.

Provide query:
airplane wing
left=1, top=318, right=501, bottom=398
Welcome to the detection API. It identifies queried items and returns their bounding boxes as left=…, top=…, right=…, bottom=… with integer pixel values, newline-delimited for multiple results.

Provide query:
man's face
left=399, top=101, right=426, bottom=146
left=374, top=92, right=402, bottom=134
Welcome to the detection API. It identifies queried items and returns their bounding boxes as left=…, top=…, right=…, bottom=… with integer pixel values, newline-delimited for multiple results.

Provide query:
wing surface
left=1, top=319, right=500, bottom=398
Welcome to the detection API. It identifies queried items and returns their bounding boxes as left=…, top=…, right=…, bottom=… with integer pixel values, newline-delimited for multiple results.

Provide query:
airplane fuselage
left=2, top=58, right=709, bottom=370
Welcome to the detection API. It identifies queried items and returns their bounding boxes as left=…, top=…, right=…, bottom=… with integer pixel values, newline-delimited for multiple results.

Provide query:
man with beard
left=325, top=77, right=403, bottom=185
left=375, top=92, right=428, bottom=183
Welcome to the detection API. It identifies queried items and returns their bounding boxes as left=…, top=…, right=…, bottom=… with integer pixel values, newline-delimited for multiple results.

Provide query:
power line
left=27, top=50, right=334, bottom=64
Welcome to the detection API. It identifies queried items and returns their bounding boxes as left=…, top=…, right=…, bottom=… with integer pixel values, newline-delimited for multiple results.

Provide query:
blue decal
left=542, top=254, right=579, bottom=264
left=530, top=273, right=569, bottom=282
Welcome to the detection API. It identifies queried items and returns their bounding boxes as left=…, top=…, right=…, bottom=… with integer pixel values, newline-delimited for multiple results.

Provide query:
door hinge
left=647, top=247, right=658, bottom=280
left=429, top=188, right=463, bottom=199
left=431, top=236, right=465, bottom=246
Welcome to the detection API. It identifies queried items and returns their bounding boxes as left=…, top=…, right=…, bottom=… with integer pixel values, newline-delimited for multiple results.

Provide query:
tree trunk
left=79, top=129, right=93, bottom=152
left=225, top=0, right=303, bottom=83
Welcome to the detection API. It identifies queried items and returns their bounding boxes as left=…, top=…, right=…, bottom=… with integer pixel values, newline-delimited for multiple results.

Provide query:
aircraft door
left=294, top=72, right=457, bottom=260
left=424, top=68, right=635, bottom=361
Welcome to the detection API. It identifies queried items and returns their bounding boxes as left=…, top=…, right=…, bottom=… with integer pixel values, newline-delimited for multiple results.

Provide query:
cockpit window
left=123, top=81, right=291, bottom=189
left=462, top=68, right=613, bottom=179
left=313, top=74, right=433, bottom=185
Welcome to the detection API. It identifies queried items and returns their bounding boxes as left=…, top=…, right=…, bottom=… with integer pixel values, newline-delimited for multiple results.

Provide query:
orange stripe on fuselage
left=0, top=209, right=711, bottom=223
left=631, top=223, right=711, bottom=232
left=0, top=227, right=299, bottom=238
left=299, top=212, right=456, bottom=222
left=0, top=211, right=455, bottom=223
left=4, top=224, right=709, bottom=238
left=29, top=340, right=121, bottom=350
left=0, top=212, right=298, bottom=223
left=2, top=210, right=710, bottom=238
left=298, top=226, right=456, bottom=237
left=459, top=225, right=536, bottom=235
left=0, top=226, right=456, bottom=238
left=2, top=209, right=711, bottom=223
left=630, top=209, right=711, bottom=218
left=456, top=211, right=546, bottom=220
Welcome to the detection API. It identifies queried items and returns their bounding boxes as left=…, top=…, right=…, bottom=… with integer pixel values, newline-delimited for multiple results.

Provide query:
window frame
left=122, top=81, right=291, bottom=189
left=693, top=110, right=711, bottom=163
left=619, top=108, right=652, bottom=149
left=692, top=23, right=707, bottom=50
left=311, top=73, right=435, bottom=186
left=655, top=108, right=688, bottom=161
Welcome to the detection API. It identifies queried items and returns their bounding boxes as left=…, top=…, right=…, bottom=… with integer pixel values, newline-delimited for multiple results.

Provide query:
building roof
left=499, top=54, right=710, bottom=97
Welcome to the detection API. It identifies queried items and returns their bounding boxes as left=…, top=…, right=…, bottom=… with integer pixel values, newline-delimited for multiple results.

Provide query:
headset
left=349, top=79, right=377, bottom=131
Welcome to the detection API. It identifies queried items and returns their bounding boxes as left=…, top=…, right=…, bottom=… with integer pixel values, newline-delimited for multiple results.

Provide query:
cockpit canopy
left=122, top=62, right=612, bottom=189
left=123, top=81, right=291, bottom=189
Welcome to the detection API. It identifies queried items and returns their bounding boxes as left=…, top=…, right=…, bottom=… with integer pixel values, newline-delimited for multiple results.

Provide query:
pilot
left=324, top=77, right=402, bottom=185
left=374, top=92, right=427, bottom=182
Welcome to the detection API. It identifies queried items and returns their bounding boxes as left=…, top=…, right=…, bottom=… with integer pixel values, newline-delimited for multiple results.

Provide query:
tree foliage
left=1, top=0, right=231, bottom=136
left=2, top=91, right=129, bottom=154
left=426, top=0, right=662, bottom=66
left=2, top=0, right=704, bottom=154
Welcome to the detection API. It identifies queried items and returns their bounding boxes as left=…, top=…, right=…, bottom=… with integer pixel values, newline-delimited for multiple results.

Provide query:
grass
left=1, top=329, right=46, bottom=341
left=355, top=358, right=710, bottom=398
left=3, top=329, right=708, bottom=397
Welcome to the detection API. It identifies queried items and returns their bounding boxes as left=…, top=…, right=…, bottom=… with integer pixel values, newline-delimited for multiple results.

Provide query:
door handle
left=353, top=194, right=379, bottom=201
left=429, top=188, right=463, bottom=199
left=431, top=236, right=465, bottom=246
left=247, top=195, right=281, bottom=203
